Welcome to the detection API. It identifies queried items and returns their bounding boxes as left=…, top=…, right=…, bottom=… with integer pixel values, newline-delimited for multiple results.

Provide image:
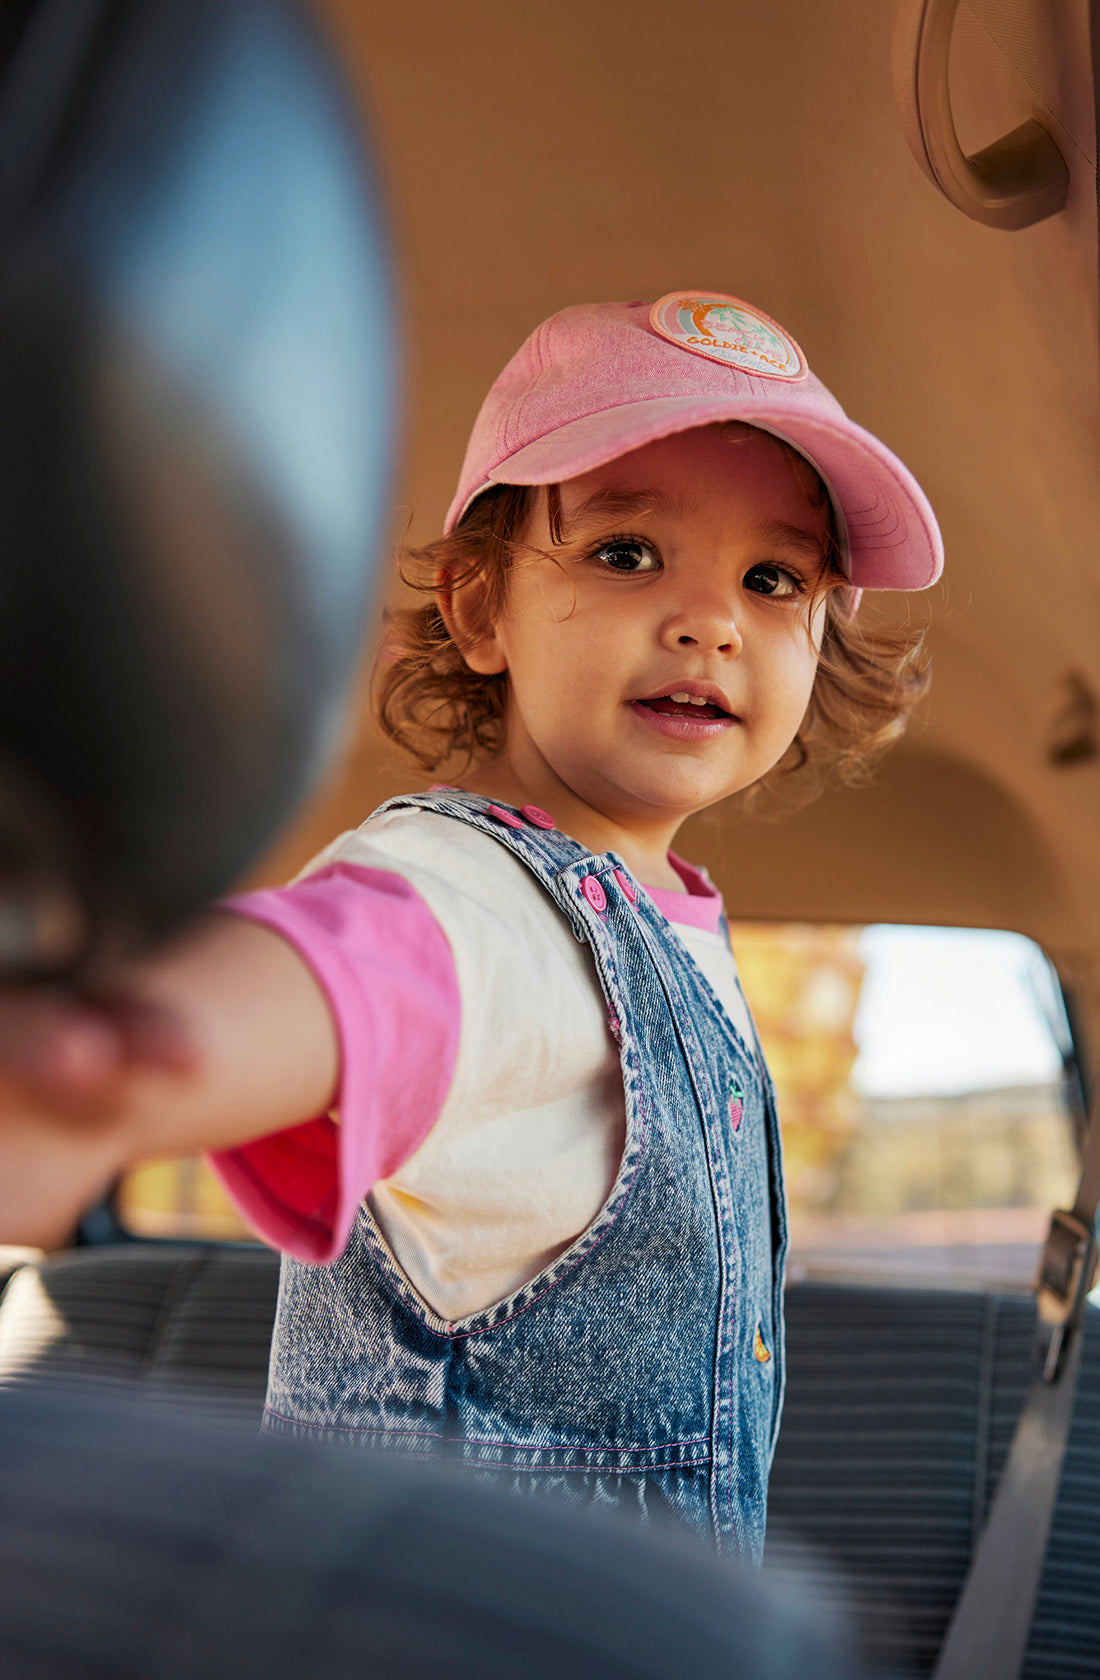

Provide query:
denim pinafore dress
left=263, top=790, right=788, bottom=1559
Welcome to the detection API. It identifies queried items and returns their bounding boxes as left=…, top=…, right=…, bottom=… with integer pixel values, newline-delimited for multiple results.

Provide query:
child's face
left=473, top=425, right=832, bottom=830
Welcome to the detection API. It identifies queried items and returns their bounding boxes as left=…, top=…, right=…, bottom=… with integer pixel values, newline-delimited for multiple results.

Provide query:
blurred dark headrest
left=0, top=0, right=395, bottom=979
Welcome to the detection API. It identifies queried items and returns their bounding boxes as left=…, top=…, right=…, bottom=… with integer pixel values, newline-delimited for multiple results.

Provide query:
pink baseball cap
left=445, top=292, right=943, bottom=591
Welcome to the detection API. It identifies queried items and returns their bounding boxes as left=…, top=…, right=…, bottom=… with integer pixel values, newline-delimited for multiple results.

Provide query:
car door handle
left=892, top=0, right=1069, bottom=228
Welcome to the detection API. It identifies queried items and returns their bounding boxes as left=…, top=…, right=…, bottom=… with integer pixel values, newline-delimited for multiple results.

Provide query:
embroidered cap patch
left=649, top=292, right=807, bottom=382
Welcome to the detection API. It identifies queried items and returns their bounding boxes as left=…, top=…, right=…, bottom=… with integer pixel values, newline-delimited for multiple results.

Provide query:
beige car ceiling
left=262, top=0, right=1100, bottom=1046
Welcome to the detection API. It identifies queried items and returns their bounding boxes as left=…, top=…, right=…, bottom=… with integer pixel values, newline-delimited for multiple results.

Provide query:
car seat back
left=0, top=1243, right=278, bottom=1418
left=768, top=1281, right=1100, bottom=1678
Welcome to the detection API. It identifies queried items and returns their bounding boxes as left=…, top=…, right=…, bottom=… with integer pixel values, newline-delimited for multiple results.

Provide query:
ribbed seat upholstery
left=768, top=1282, right=1100, bottom=1679
left=0, top=1244, right=279, bottom=1419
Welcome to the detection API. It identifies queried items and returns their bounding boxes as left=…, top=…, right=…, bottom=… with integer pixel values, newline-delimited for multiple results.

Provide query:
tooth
left=690, top=695, right=707, bottom=706
left=669, top=692, right=691, bottom=703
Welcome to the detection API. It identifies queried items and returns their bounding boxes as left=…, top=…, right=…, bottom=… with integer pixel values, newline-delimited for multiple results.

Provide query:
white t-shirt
left=310, top=807, right=755, bottom=1320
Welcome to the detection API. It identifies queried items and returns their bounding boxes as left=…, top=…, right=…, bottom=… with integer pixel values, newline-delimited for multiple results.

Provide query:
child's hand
left=0, top=985, right=198, bottom=1118
left=0, top=981, right=202, bottom=1252
left=0, top=912, right=338, bottom=1250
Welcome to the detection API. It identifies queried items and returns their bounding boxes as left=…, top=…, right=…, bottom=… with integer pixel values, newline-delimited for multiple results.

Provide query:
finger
left=0, top=993, right=125, bottom=1101
left=109, top=996, right=199, bottom=1076
left=36, top=1014, right=121, bottom=1088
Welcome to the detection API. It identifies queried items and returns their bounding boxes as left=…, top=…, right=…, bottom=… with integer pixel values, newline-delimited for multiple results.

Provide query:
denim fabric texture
left=263, top=790, right=788, bottom=1559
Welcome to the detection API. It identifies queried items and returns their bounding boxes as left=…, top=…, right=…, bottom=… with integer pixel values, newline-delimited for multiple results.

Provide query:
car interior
left=1, top=1, right=1099, bottom=1676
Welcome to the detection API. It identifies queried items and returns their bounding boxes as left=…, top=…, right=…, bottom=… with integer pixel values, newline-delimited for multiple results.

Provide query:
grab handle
left=892, top=0, right=1069, bottom=229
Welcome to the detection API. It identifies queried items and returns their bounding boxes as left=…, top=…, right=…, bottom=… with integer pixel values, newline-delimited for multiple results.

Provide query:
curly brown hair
left=376, top=427, right=929, bottom=807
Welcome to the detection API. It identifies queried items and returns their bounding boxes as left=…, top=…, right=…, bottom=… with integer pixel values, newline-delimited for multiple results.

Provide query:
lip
left=628, top=701, right=739, bottom=740
left=628, top=678, right=741, bottom=742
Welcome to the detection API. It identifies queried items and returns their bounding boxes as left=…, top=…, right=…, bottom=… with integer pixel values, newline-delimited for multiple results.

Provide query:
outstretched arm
left=0, top=861, right=461, bottom=1257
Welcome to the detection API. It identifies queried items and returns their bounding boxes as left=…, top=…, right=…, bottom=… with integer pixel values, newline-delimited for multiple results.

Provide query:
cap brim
left=453, top=394, right=942, bottom=591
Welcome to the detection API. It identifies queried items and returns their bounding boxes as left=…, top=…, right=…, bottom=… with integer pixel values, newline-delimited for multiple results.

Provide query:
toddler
left=0, top=292, right=941, bottom=1558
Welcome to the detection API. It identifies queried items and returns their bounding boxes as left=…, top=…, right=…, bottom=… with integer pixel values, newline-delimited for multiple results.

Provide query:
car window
left=730, top=921, right=1079, bottom=1289
left=119, top=1154, right=253, bottom=1241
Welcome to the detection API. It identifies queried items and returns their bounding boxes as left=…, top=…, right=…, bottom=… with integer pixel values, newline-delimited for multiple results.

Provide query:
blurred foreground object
left=0, top=0, right=394, bottom=979
left=0, top=1385, right=858, bottom=1680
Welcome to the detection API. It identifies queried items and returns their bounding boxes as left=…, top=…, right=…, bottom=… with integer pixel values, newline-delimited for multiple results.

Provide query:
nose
left=659, top=590, right=743, bottom=657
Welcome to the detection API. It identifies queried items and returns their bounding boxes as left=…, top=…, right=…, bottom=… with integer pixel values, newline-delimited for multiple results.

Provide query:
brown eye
left=745, top=563, right=803, bottom=599
left=592, top=538, right=662, bottom=574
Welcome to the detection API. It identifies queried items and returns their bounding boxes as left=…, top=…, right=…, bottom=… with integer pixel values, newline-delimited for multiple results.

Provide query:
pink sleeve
left=207, top=862, right=460, bottom=1265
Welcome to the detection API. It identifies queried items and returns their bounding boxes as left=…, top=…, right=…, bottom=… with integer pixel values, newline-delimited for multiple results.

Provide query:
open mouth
left=637, top=693, right=732, bottom=721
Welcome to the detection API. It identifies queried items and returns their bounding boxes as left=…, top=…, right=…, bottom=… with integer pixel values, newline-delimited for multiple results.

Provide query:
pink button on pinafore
left=580, top=876, right=607, bottom=913
left=614, top=869, right=637, bottom=904
left=521, top=804, right=555, bottom=829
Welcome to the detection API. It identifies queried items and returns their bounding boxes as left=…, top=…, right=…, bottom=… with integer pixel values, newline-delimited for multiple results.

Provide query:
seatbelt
left=932, top=1106, right=1100, bottom=1679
